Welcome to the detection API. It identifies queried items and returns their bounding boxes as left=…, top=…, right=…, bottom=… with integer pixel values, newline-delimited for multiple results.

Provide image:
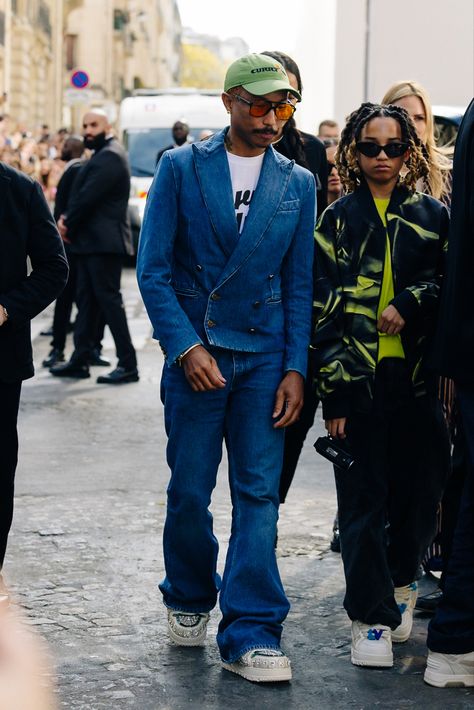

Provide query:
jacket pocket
left=278, top=199, right=300, bottom=212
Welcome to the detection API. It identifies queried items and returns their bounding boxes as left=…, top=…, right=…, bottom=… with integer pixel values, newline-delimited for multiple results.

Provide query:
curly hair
left=336, top=102, right=429, bottom=193
left=381, top=81, right=452, bottom=202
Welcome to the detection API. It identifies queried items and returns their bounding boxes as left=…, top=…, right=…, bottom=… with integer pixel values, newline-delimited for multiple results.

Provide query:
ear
left=221, top=93, right=232, bottom=114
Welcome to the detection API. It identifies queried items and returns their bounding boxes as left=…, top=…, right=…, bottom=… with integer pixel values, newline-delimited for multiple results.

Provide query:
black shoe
left=50, top=361, right=90, bottom=379
left=415, top=587, right=443, bottom=614
left=88, top=349, right=111, bottom=367
left=330, top=513, right=341, bottom=553
left=96, top=367, right=139, bottom=384
left=330, top=530, right=341, bottom=553
left=42, top=348, right=65, bottom=368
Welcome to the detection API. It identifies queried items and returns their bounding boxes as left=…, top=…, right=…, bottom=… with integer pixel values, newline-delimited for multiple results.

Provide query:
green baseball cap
left=224, top=53, right=301, bottom=101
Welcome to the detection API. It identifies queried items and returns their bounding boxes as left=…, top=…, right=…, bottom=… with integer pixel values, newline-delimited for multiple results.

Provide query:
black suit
left=50, top=159, right=84, bottom=352
left=64, top=138, right=137, bottom=370
left=0, top=162, right=68, bottom=566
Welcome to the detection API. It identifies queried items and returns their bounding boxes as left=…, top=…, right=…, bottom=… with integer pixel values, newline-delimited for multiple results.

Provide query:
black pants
left=0, top=381, right=22, bottom=568
left=428, top=383, right=474, bottom=654
left=279, top=370, right=319, bottom=503
left=72, top=254, right=137, bottom=370
left=51, top=250, right=106, bottom=352
left=336, top=359, right=450, bottom=629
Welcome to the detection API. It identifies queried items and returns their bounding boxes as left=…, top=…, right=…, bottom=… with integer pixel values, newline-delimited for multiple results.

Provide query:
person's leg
left=50, top=249, right=77, bottom=353
left=279, top=368, right=318, bottom=503
left=427, top=383, right=474, bottom=655
left=159, top=357, right=230, bottom=613
left=387, top=394, right=450, bottom=588
left=0, top=382, right=22, bottom=568
left=216, top=351, right=290, bottom=663
left=70, top=255, right=95, bottom=365
left=336, top=405, right=400, bottom=628
left=87, top=255, right=137, bottom=370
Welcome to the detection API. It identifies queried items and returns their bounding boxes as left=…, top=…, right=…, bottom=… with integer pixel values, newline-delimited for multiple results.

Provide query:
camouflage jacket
left=311, top=181, right=450, bottom=419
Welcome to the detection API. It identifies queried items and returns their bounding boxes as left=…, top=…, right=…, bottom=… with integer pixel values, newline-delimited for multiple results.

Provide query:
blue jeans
left=427, top=383, right=474, bottom=654
left=159, top=348, right=290, bottom=662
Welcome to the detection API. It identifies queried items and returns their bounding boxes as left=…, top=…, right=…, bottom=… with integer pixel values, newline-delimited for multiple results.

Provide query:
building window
left=65, top=34, right=78, bottom=71
left=0, top=12, right=4, bottom=46
left=38, top=1, right=51, bottom=38
left=114, top=9, right=128, bottom=31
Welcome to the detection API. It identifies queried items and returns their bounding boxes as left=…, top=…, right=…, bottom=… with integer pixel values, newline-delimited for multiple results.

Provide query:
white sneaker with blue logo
left=392, top=582, right=418, bottom=643
left=351, top=621, right=393, bottom=667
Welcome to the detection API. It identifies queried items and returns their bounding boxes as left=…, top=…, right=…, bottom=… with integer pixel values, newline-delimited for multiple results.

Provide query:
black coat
left=275, top=130, right=328, bottom=216
left=53, top=159, right=85, bottom=221
left=65, top=138, right=133, bottom=256
left=0, top=163, right=69, bottom=382
left=432, top=98, right=474, bottom=383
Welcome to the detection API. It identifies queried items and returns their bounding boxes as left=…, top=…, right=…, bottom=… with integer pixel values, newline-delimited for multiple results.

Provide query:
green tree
left=180, top=44, right=226, bottom=89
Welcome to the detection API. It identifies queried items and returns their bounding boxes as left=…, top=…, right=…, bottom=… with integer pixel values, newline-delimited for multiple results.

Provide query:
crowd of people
left=0, top=49, right=473, bottom=697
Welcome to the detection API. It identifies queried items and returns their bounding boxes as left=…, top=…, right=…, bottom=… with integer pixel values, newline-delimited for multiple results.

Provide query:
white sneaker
left=424, top=650, right=474, bottom=687
left=392, top=582, right=418, bottom=643
left=351, top=621, right=393, bottom=667
left=167, top=610, right=209, bottom=646
left=222, top=648, right=292, bottom=683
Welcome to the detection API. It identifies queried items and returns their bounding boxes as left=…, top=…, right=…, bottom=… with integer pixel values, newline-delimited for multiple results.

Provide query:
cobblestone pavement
left=4, top=268, right=472, bottom=709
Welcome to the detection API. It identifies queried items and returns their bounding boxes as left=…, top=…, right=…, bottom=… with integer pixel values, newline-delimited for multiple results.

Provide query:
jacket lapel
left=216, top=146, right=294, bottom=286
left=192, top=131, right=239, bottom=258
left=0, top=165, right=11, bottom=226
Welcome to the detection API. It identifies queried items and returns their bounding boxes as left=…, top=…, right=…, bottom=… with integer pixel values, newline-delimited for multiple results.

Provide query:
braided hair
left=260, top=50, right=309, bottom=169
left=336, top=102, right=429, bottom=193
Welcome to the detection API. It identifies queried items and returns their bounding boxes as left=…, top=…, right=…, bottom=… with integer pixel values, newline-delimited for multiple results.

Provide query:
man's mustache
left=253, top=128, right=278, bottom=135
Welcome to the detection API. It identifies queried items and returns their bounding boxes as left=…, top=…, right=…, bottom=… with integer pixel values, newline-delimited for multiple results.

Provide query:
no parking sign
left=70, top=70, right=89, bottom=89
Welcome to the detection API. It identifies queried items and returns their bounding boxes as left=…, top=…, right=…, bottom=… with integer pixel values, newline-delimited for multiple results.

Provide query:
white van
left=119, top=88, right=228, bottom=250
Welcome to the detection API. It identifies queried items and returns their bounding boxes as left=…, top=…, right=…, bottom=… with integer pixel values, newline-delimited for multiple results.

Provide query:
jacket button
left=195, top=264, right=203, bottom=271
left=210, top=293, right=221, bottom=301
left=249, top=328, right=256, bottom=334
left=253, top=301, right=261, bottom=308
left=207, top=319, right=216, bottom=328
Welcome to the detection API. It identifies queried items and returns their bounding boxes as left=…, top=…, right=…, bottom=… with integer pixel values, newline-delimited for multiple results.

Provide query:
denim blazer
left=137, top=128, right=316, bottom=376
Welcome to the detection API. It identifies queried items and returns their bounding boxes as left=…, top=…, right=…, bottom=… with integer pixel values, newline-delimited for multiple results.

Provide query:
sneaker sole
left=222, top=661, right=292, bottom=683
left=351, top=650, right=393, bottom=668
left=391, top=629, right=411, bottom=643
left=424, top=669, right=474, bottom=688
left=168, top=625, right=207, bottom=647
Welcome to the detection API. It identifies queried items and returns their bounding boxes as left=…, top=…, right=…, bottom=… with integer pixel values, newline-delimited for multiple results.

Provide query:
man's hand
left=57, top=215, right=71, bottom=244
left=325, top=417, right=347, bottom=439
left=377, top=305, right=405, bottom=335
left=0, top=305, right=7, bottom=327
left=181, top=345, right=227, bottom=392
left=273, top=371, right=304, bottom=429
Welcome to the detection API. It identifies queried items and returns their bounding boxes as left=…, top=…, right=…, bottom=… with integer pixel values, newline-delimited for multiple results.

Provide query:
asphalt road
left=3, top=268, right=472, bottom=709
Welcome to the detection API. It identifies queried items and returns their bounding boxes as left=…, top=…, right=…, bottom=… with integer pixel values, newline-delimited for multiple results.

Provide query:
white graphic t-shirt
left=226, top=151, right=265, bottom=233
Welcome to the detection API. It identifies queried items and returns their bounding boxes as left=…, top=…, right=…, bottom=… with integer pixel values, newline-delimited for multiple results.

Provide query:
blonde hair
left=381, top=80, right=452, bottom=201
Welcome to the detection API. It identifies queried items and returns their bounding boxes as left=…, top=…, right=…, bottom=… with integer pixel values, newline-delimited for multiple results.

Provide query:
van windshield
left=124, top=127, right=216, bottom=177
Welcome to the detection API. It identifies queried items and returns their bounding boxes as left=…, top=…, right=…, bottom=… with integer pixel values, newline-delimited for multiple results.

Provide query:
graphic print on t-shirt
left=226, top=151, right=265, bottom=234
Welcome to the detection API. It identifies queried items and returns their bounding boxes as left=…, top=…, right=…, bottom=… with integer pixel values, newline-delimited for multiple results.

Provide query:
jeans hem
left=221, top=643, right=282, bottom=664
left=164, top=601, right=216, bottom=614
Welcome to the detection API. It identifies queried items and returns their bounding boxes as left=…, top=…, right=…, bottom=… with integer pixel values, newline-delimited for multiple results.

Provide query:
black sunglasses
left=327, top=162, right=337, bottom=172
left=356, top=141, right=409, bottom=158
left=229, top=93, right=296, bottom=121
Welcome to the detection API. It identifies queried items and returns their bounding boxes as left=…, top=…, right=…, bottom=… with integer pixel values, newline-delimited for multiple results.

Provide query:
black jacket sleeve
left=0, top=181, right=69, bottom=325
